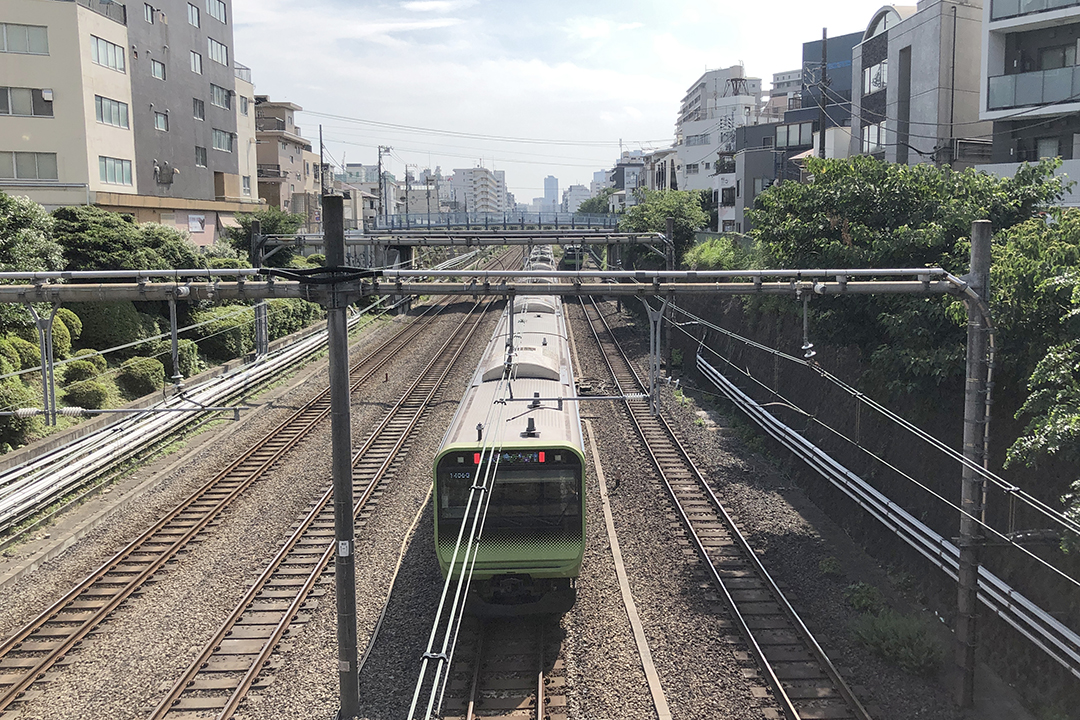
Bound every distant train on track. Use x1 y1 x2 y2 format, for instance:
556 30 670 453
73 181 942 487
433 247 585 615
559 244 586 270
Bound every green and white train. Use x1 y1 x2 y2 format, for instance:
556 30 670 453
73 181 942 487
433 251 585 615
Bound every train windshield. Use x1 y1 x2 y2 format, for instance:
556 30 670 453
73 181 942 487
438 458 581 536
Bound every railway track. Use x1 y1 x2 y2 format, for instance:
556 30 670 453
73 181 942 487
578 297 873 720
147 296 498 720
440 617 566 720
0 248 521 716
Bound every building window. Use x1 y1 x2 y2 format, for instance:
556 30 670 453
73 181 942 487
685 133 711 146
0 151 57 180
242 175 251 195
144 3 155 23
91 36 125 72
207 37 228 66
1 23 49 55
776 122 814 148
280 141 287 151
239 95 249 116
862 122 885 154
704 162 711 170
190 51 202 74
210 83 230 109
1037 137 1060 159
193 98 205 120
686 163 699 175
99 156 133 185
722 219 736 232
1040 44 1077 71
0 87 54 117
95 95 129 128
720 187 735 206
863 60 888 95
187 3 200 26
206 0 227 23
195 146 207 167
151 59 166 80
212 128 233 152
154 111 169 131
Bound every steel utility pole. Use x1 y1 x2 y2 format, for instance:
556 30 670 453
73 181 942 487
818 28 828 160
665 216 675 370
377 145 392 226
956 220 991 707
323 196 360 718
251 220 269 357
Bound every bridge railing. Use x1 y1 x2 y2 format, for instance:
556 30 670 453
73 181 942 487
371 211 619 231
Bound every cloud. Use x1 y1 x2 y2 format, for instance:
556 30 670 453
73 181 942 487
563 16 644 41
401 0 477 12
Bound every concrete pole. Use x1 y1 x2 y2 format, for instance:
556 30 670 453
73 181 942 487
665 216 675 370
324 195 360 718
251 220 269 357
956 219 991 707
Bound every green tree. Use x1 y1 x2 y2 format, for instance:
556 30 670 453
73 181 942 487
745 156 1067 394
51 206 202 272
0 192 64 335
618 189 709 267
576 187 617 215
223 207 305 267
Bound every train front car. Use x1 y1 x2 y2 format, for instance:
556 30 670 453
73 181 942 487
433 279 584 615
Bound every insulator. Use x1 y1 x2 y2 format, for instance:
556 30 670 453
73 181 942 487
14 408 41 418
58 406 85 417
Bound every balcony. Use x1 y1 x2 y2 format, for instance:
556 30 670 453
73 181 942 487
987 66 1080 110
991 0 1080 19
67 0 126 24
257 164 286 181
234 63 252 84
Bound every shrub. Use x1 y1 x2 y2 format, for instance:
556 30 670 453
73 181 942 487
305 253 325 266
63 379 109 409
0 378 43 447
851 610 943 676
51 316 71 358
0 339 21 372
844 582 885 613
7 336 39 370
267 299 323 340
191 305 254 362
141 338 200 379
56 307 82 339
73 348 107 373
117 356 164 397
818 557 843 577
76 301 149 352
62 359 99 384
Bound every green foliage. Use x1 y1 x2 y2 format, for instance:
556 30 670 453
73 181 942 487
619 189 709 267
73 348 107 373
0 339 20 372
56 307 82 340
191 305 254 362
745 157 1068 396
0 377 43 446
576 187 617 215
266 299 323 340
851 610 943 676
7 336 39 370
844 581 885 613
50 317 71 359
223 207 305 267
75 301 153 353
699 188 718 231
305 253 326 266
140 338 200 379
683 236 748 270
64 379 110 409
61 359 99 384
51 206 203 272
0 192 64 335
818 556 843 576
117 356 164 397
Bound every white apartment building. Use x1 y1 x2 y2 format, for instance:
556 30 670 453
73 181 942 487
450 166 505 214
978 0 1080 205
561 184 590 213
675 66 765 192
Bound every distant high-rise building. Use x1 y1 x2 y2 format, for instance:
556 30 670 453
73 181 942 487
543 175 559 211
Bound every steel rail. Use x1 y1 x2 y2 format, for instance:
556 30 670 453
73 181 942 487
580 297 872 720
0 299 457 712
149 297 496 719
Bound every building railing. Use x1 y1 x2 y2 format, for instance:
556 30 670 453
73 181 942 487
234 63 252 83
372 211 619 231
256 164 286 179
987 66 1080 110
991 0 1080 19
66 0 126 23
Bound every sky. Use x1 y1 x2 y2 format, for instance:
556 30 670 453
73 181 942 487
232 0 882 202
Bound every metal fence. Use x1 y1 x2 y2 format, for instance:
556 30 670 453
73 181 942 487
372 211 619 231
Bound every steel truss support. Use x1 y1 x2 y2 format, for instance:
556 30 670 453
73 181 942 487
26 303 59 425
643 298 668 416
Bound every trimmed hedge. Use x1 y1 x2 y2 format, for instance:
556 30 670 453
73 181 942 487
75 301 149 354
117 356 165 397
0 339 20 372
56 307 82 339
0 378 42 448
141 339 200 380
63 379 109 409
73 348 107 373
62 359 99 384
191 305 254 362
7 336 39 370
267 299 323 340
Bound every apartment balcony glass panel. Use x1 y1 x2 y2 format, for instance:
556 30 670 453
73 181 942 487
987 66 1080 109
992 0 1080 19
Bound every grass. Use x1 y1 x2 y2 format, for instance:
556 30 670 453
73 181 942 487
851 609 943 676
818 556 843 576
844 581 885 613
